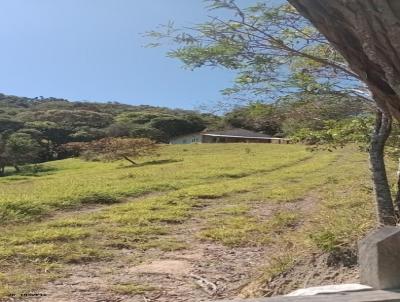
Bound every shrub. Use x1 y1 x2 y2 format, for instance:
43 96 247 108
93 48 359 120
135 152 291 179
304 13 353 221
62 138 159 165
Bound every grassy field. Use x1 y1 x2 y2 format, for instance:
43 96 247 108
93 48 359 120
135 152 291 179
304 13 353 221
0 144 378 299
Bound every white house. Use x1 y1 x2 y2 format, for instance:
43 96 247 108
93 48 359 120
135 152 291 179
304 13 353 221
170 128 290 144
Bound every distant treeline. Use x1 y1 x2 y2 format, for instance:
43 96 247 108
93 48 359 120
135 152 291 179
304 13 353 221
0 92 372 174
0 94 222 173
0 94 220 143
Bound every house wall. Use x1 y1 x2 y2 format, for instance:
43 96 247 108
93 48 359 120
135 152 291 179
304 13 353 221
169 133 203 144
170 133 291 144
271 139 290 144
202 136 290 144
202 136 273 143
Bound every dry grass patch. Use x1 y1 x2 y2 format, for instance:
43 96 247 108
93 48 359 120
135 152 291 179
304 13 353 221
0 144 377 298
110 283 156 295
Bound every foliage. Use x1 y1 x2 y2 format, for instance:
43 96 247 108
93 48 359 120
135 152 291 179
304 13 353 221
277 93 373 134
149 115 205 139
224 102 282 135
146 0 377 153
147 1 367 107
112 112 207 142
4 133 42 165
18 109 114 129
0 93 215 171
0 132 43 175
223 93 371 137
0 118 23 133
289 112 400 163
291 117 373 148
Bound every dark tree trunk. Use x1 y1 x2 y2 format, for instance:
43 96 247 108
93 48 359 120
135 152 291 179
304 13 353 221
287 0 400 225
0 165 4 176
14 165 20 173
287 0 400 120
395 159 400 214
122 156 137 166
369 111 396 226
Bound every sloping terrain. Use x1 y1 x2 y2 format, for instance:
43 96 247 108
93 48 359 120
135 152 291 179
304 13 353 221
0 144 376 301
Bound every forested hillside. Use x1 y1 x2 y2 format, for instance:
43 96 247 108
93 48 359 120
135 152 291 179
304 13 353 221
0 93 221 172
0 91 376 176
0 93 218 142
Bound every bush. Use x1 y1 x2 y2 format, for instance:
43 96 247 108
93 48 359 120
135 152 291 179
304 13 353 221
62 138 159 165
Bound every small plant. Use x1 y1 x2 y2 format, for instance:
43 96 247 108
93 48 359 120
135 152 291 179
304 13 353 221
79 193 118 205
309 230 339 252
111 283 155 295
265 254 295 278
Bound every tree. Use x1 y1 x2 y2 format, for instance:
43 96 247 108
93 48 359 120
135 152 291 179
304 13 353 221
17 109 114 129
225 103 283 135
25 121 71 145
147 1 367 106
287 0 400 225
0 93 220 147
24 121 73 160
277 93 372 135
148 0 400 226
0 132 42 174
62 138 159 165
0 118 24 133
149 115 206 140
128 126 165 142
149 0 400 225
222 93 370 137
0 135 7 176
290 115 375 153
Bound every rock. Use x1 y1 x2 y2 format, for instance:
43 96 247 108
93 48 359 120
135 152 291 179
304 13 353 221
359 226 400 289
286 283 372 296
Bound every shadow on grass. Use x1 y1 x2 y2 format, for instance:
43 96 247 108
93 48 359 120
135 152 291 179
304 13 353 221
2 164 58 178
0 192 121 225
79 193 119 205
119 159 183 169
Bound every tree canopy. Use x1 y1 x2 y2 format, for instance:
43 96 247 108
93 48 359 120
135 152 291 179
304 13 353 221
0 93 218 174
288 0 400 120
147 0 368 107
287 0 400 226
148 0 400 226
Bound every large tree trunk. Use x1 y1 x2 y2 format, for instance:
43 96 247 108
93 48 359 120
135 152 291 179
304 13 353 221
394 159 400 213
287 0 400 120
287 0 400 225
369 111 396 225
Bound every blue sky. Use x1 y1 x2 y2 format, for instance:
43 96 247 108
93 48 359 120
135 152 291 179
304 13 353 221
0 0 278 110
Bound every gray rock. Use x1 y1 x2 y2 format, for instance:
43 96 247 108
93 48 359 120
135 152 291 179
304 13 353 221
359 226 400 289
217 289 400 301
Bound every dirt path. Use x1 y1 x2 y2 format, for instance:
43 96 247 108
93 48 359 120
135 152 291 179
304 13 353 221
15 191 354 302
19 207 269 302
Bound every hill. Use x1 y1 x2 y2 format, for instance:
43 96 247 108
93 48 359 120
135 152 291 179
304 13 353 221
0 92 220 144
0 144 377 301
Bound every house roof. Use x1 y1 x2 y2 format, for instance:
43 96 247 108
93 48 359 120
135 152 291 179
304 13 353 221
170 128 289 141
202 128 277 139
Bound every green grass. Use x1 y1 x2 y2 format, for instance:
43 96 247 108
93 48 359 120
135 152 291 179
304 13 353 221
0 144 379 298
0 144 311 223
